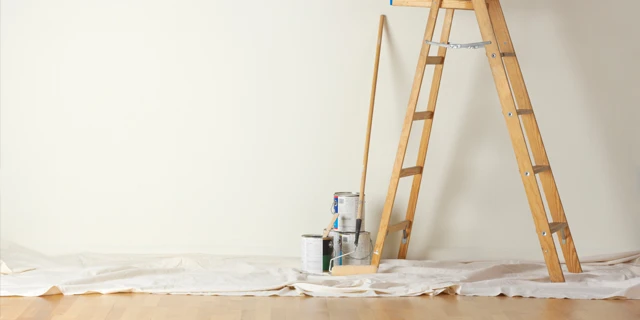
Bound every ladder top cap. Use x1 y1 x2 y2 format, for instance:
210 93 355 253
391 0 475 10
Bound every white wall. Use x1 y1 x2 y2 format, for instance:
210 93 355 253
2 0 639 261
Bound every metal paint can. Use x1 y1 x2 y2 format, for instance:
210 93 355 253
300 234 333 273
331 192 365 232
329 230 372 266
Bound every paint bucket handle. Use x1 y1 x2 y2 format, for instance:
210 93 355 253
329 250 354 273
349 238 374 260
328 238 374 273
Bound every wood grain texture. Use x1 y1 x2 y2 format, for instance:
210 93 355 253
1 294 638 320
387 220 411 234
323 214 339 238
329 264 378 276
549 222 568 234
398 8 455 260
392 0 474 10
356 15 385 223
470 0 565 282
371 0 443 267
533 165 550 174
413 111 434 121
399 166 423 178
485 0 582 274
426 56 445 64
516 109 534 115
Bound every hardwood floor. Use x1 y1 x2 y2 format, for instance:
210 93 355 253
1 293 638 320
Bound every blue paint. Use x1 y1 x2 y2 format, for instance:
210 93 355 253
333 196 339 229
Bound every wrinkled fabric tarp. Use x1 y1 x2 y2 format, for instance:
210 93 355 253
2 240 638 299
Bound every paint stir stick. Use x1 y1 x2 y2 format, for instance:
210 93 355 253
323 214 339 238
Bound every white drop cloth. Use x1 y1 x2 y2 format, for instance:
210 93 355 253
1 240 639 299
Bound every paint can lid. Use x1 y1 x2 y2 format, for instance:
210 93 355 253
328 230 370 235
301 234 333 240
333 192 362 197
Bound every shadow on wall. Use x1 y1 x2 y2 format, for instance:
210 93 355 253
515 0 640 248
413 0 640 259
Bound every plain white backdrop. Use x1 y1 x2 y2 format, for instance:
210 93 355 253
2 0 639 261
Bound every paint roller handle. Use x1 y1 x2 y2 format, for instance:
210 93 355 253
354 218 362 246
354 15 384 247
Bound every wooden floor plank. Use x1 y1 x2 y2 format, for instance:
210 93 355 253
0 294 638 320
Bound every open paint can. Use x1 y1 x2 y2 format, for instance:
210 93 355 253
329 230 372 266
300 234 333 273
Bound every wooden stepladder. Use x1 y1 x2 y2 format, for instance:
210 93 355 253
331 0 583 282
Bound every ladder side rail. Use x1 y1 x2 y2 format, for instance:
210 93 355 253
485 0 582 273
470 0 565 282
398 8 456 259
371 0 444 266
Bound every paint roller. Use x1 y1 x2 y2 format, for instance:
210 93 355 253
328 15 384 273
354 15 383 248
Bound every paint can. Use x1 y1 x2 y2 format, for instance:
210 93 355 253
329 230 372 266
331 192 365 232
300 234 333 273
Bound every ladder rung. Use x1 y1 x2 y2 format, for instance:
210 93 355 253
533 165 550 174
399 166 423 178
517 109 534 115
387 220 411 234
426 56 445 65
501 52 516 57
549 222 568 234
413 111 434 121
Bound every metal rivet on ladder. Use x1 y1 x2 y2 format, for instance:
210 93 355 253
491 53 497 58
508 112 513 117
542 231 547 236
525 171 530 176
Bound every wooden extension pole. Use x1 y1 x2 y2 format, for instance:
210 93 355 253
355 14 385 246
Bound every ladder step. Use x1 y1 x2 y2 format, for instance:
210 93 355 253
517 109 534 115
399 166 423 178
426 56 445 65
549 222 568 234
533 165 550 174
501 52 516 57
413 111 434 121
387 220 411 234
